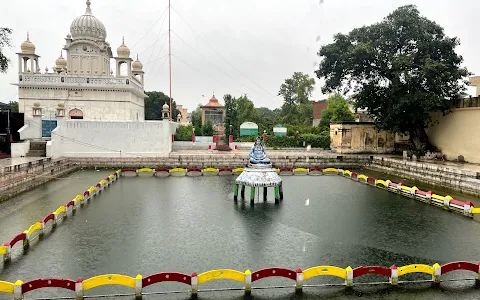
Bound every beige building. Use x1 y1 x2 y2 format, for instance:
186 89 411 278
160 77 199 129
175 105 189 124
427 96 480 163
330 122 395 154
15 0 147 126
200 95 225 125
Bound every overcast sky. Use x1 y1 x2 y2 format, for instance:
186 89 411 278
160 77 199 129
1 0 478 111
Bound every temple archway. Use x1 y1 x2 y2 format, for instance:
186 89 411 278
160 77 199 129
69 108 84 119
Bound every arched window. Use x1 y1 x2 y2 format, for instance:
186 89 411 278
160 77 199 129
69 108 84 119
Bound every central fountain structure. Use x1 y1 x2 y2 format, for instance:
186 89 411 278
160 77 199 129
234 136 283 204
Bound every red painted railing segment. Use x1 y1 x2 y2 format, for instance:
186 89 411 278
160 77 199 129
22 278 76 293
142 272 191 287
219 168 233 172
8 232 26 248
279 168 293 172
251 268 296 282
41 214 55 224
441 261 480 274
65 200 74 208
187 168 202 172
353 266 391 278
309 168 323 172
366 177 375 183
83 191 90 196
155 168 169 172
450 199 466 206
351 172 358 178
121 169 137 173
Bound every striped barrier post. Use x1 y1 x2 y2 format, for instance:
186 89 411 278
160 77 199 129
3 244 11 262
40 222 45 238
295 268 303 293
443 196 452 210
14 280 22 300
432 263 441 285
22 231 30 250
191 272 198 298
245 270 252 296
464 202 473 217
345 266 353 287
389 265 398 286
75 277 83 300
135 274 142 300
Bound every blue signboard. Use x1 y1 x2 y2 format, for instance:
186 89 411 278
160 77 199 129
41 120 57 138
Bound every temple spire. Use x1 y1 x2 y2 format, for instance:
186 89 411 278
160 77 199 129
27 32 30 41
85 0 92 15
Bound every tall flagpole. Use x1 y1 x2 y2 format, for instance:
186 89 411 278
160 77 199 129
168 0 172 120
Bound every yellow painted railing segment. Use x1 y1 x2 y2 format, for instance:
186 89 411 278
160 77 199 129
398 264 434 277
303 266 347 280
400 185 412 191
53 206 66 215
375 180 387 187
357 174 368 181
431 194 444 201
100 180 107 185
88 186 96 193
138 168 154 173
233 168 244 173
472 207 480 214
170 168 187 173
344 170 352 176
323 168 339 173
0 246 6 255
294 168 308 173
0 281 14 294
109 174 115 179
203 168 219 173
26 222 42 235
75 195 83 201
83 274 136 291
198 269 245 285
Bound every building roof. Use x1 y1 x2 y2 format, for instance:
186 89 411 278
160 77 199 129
312 100 328 120
201 95 224 108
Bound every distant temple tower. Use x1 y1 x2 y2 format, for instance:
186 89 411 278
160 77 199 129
14 0 147 140
200 94 225 125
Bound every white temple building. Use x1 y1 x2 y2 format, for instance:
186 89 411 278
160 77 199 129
15 0 146 125
11 1 178 158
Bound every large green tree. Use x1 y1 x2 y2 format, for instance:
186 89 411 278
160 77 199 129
8 101 19 113
316 5 469 152
278 72 316 125
0 28 12 73
236 94 256 125
190 106 203 132
144 91 178 120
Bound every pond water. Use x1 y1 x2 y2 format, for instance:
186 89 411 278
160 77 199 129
0 169 479 299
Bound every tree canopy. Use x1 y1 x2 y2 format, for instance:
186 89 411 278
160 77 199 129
278 72 316 125
144 91 178 120
0 28 12 73
319 94 356 130
315 5 469 151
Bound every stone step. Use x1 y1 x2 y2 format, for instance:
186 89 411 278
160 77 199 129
29 141 47 151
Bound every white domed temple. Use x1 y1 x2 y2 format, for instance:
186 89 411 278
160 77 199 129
15 0 146 123
12 1 178 159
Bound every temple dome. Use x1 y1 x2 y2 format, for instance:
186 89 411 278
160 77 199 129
132 55 143 71
117 37 130 58
20 33 35 54
55 51 67 68
70 0 107 41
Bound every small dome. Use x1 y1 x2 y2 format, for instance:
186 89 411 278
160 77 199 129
162 103 169 110
57 102 65 108
55 51 67 68
132 54 143 71
117 37 130 58
70 1 107 41
33 102 41 107
21 33 35 54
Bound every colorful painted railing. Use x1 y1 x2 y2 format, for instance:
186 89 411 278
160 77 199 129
0 262 478 299
118 167 478 218
0 170 121 263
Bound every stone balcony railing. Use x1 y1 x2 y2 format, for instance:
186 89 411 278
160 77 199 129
17 74 144 95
